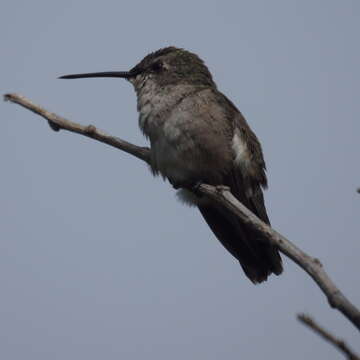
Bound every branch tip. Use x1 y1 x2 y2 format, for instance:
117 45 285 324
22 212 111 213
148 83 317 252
4 93 13 102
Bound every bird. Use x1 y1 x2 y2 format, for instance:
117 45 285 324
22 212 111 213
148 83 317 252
59 47 283 283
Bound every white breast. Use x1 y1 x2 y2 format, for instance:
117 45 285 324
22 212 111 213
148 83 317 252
136 81 199 184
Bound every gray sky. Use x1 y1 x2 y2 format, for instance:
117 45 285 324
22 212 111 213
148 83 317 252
1 1 359 359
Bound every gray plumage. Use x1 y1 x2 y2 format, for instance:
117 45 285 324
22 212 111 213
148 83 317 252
59 47 283 283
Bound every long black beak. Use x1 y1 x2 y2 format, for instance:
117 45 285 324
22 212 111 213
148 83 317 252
58 71 136 79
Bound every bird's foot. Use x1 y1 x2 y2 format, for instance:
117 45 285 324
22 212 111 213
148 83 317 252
191 181 203 196
171 180 203 197
215 185 231 193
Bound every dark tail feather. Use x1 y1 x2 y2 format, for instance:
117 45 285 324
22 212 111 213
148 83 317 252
198 204 282 283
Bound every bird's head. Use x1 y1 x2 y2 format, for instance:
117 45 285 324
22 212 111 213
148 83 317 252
59 47 216 92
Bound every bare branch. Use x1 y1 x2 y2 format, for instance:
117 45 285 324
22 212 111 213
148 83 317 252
198 184 360 331
4 93 150 164
4 93 360 331
298 314 360 360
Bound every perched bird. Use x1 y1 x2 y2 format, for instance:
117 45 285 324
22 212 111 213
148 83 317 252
59 47 283 283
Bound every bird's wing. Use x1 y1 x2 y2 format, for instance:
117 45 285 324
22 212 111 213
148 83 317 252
214 92 269 222
198 91 283 282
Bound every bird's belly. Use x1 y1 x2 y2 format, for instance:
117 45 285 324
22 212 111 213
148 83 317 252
150 136 194 185
141 103 230 189
151 138 211 207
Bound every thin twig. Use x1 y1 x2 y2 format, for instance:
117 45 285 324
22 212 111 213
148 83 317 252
298 314 360 360
4 93 150 164
4 93 360 332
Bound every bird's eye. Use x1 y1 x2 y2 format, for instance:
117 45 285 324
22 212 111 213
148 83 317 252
151 61 163 72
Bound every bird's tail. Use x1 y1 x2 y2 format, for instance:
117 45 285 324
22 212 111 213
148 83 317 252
198 204 282 283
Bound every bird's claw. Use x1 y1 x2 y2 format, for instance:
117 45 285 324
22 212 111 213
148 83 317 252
215 185 231 192
171 180 203 196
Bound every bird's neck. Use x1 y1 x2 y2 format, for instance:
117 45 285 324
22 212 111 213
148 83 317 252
134 80 199 138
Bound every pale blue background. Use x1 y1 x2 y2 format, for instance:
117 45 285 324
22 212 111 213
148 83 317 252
1 1 359 359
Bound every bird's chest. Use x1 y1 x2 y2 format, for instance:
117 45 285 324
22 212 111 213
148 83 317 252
137 88 191 182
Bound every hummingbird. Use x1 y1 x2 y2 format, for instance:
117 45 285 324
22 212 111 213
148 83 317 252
59 47 283 283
